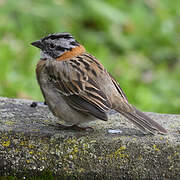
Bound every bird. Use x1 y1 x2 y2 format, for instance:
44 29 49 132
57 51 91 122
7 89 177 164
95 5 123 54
31 32 167 134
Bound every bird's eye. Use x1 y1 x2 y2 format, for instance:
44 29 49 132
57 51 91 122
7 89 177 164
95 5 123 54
49 43 55 49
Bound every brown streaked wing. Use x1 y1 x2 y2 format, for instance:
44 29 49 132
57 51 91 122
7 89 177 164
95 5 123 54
108 73 128 101
46 56 111 120
64 94 108 121
47 60 87 96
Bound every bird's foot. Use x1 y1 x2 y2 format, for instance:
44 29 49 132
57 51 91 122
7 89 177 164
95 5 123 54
55 124 94 131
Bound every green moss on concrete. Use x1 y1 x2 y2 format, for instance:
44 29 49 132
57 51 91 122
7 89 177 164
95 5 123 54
0 130 179 179
0 97 180 179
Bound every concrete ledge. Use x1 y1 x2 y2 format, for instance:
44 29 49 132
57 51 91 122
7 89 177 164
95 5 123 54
0 97 179 179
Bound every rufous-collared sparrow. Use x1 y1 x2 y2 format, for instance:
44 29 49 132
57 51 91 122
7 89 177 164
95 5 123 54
31 32 167 134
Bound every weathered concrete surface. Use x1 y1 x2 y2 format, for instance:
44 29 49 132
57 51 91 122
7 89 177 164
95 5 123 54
0 97 179 179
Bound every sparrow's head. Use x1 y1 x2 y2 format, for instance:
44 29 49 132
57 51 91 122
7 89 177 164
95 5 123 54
31 32 80 59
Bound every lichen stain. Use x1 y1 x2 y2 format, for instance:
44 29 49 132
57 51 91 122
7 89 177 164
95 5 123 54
2 140 10 147
107 146 128 160
153 144 160 151
4 121 14 125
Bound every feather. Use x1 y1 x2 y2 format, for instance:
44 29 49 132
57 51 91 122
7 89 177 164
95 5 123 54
46 53 111 119
117 107 167 134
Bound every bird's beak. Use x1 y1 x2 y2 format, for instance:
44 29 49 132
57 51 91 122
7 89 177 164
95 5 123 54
31 40 43 49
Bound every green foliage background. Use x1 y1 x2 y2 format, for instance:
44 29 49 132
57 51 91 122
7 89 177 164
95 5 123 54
0 0 180 114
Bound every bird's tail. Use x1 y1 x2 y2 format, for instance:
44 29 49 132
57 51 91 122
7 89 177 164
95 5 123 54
116 107 167 134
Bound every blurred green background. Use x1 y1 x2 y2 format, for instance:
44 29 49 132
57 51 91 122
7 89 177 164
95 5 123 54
0 0 180 114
